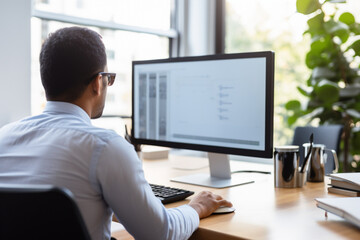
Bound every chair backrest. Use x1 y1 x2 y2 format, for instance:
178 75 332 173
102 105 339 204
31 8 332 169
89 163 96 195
292 125 343 174
0 184 91 240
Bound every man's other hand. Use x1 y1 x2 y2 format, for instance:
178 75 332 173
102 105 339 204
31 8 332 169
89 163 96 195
188 191 233 219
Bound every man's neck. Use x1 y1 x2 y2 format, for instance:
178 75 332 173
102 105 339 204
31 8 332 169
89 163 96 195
47 97 92 119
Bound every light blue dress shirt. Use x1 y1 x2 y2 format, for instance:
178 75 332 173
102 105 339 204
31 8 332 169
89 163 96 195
0 101 199 240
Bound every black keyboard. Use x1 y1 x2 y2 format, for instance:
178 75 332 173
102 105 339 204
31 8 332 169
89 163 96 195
150 184 194 204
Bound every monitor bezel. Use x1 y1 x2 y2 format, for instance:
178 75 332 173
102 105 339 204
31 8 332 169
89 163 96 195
131 51 274 158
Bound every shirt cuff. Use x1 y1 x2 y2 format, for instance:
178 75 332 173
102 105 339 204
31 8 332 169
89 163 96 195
178 204 200 228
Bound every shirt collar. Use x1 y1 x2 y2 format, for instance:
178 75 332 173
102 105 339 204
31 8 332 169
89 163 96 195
43 101 92 125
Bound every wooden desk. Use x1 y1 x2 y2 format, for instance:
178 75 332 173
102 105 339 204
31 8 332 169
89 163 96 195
112 154 360 239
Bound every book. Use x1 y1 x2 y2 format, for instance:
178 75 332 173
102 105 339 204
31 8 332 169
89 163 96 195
327 186 360 197
315 197 360 228
329 173 360 192
141 146 169 160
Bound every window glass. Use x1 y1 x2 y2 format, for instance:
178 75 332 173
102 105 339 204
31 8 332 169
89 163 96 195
225 0 360 145
33 0 171 30
31 2 170 117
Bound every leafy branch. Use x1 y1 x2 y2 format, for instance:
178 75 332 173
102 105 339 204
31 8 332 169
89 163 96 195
286 0 360 171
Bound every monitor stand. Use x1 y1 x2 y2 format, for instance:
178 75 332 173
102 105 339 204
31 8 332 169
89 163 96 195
171 152 254 188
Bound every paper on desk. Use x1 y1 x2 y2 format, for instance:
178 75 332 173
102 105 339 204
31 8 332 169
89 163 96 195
315 197 360 228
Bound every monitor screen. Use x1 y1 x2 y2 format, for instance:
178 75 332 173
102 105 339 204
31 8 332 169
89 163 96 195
132 51 274 159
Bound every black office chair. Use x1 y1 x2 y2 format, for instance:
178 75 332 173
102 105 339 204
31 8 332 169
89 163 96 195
292 125 343 174
0 184 91 240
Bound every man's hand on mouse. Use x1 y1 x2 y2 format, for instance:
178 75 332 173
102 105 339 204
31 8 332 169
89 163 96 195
188 191 233 219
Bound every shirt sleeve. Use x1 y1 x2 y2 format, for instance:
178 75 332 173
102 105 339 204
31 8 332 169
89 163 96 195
95 136 199 240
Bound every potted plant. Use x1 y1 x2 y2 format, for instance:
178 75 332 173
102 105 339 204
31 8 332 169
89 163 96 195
286 0 360 172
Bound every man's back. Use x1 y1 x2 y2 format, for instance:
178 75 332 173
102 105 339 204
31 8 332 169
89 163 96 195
0 101 201 240
0 102 116 239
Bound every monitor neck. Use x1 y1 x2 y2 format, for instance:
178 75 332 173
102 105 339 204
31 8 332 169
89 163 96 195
208 152 231 179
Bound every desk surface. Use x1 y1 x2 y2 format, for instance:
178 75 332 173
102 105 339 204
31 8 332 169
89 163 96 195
112 154 360 240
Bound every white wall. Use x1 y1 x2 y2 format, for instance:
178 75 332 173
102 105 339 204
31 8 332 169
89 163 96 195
0 0 31 127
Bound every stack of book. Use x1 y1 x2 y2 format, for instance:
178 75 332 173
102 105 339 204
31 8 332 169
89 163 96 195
328 173 360 197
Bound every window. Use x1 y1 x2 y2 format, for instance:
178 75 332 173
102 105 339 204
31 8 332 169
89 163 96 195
31 0 176 117
225 0 360 145
225 0 309 146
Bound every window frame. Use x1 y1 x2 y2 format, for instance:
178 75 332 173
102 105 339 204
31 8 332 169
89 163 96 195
31 0 179 118
215 0 225 54
31 9 178 40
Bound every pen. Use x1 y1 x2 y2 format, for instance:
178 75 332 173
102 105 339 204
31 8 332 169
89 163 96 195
300 133 313 173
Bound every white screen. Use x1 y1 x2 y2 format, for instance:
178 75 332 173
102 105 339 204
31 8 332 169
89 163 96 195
133 57 267 151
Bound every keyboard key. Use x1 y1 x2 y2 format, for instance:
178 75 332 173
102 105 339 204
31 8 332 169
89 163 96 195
150 183 194 204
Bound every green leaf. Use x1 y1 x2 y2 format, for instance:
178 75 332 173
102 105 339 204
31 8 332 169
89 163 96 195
324 20 350 43
285 100 301 111
337 30 350 43
305 51 329 69
297 86 312 97
327 21 348 32
287 115 298 126
350 23 360 35
351 128 360 155
307 12 325 32
354 102 360 111
297 0 321 14
350 40 360 56
305 52 317 69
339 12 355 25
352 129 360 154
310 36 331 54
315 79 340 103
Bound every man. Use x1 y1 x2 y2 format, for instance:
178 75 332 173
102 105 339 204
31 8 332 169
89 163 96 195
0 27 232 240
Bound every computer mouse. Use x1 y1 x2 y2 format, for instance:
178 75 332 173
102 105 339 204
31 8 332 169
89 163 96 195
212 206 235 214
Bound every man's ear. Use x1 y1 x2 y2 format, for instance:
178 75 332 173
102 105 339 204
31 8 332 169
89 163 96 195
91 75 102 96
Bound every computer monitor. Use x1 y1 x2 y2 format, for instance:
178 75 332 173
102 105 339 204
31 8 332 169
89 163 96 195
132 51 274 188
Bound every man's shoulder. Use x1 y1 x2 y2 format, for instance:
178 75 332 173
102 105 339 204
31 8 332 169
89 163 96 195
84 125 120 141
0 117 30 133
5 115 121 142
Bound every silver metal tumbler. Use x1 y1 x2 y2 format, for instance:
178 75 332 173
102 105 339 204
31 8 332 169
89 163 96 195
274 146 306 188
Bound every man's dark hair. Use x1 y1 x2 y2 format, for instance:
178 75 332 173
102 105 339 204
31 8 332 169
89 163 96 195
40 27 107 101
